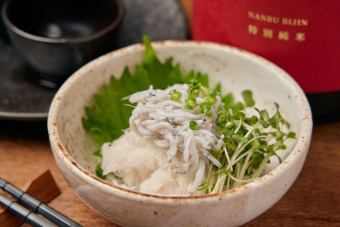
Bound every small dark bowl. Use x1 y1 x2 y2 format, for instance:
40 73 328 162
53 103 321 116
2 0 124 86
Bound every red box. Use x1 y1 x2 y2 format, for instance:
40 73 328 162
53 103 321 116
193 0 340 93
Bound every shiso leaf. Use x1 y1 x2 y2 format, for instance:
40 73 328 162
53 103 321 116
95 164 106 180
94 149 102 158
82 35 209 144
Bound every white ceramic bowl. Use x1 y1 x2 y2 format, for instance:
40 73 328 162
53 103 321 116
48 41 312 227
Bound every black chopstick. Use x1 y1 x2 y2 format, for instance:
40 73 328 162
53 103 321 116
0 194 55 227
0 178 82 227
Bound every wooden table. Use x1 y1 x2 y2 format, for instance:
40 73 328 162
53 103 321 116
1 1 340 226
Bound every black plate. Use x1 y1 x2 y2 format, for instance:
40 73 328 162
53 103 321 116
0 0 187 121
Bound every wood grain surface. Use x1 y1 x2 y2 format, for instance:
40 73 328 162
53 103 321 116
1 0 340 226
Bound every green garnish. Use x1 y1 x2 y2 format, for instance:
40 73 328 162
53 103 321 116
241 90 255 107
173 81 295 194
95 163 122 180
286 131 297 139
185 98 197 109
169 89 182 101
94 149 102 158
189 120 198 130
95 164 106 180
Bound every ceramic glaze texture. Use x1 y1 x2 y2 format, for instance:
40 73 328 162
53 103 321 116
48 41 312 227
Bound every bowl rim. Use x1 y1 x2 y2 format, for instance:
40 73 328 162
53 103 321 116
48 40 313 202
1 0 125 44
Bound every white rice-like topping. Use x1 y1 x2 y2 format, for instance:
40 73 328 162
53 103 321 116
101 84 224 195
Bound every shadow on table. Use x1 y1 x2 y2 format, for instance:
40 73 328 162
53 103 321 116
0 120 47 139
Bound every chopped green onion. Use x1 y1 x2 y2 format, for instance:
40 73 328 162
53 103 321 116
169 89 182 101
287 131 296 139
185 98 196 109
206 96 216 105
189 120 198 130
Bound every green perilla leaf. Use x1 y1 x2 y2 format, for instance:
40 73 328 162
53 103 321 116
82 35 209 144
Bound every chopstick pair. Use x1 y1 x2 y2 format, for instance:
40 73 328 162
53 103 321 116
0 178 82 227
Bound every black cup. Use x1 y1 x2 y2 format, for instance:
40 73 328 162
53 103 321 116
2 0 124 86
